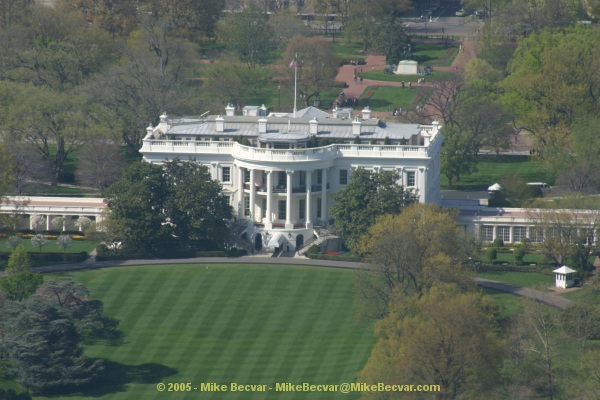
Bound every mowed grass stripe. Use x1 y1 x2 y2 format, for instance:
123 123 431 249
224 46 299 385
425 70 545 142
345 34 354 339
40 264 374 400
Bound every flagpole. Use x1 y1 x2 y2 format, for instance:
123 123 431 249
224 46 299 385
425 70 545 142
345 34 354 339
293 53 297 118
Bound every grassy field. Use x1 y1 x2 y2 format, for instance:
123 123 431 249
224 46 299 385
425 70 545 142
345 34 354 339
359 85 432 111
477 271 554 288
0 239 97 254
413 42 459 66
442 155 552 190
28 264 375 400
485 250 546 266
358 69 456 83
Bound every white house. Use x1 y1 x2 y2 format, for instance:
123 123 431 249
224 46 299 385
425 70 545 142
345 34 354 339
140 105 443 251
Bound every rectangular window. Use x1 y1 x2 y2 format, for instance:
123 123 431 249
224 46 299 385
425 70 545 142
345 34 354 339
406 171 416 187
262 198 267 218
529 228 543 243
222 167 231 182
317 198 322 218
278 171 286 187
581 228 594 245
278 200 286 220
339 169 348 185
244 169 250 183
513 226 527 242
299 171 306 186
299 199 306 220
244 197 250 216
498 226 511 243
481 226 494 242
317 170 323 184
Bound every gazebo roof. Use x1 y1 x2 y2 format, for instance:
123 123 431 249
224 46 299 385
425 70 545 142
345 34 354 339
552 266 577 274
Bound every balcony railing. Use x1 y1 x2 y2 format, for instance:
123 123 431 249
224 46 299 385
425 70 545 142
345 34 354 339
140 140 434 161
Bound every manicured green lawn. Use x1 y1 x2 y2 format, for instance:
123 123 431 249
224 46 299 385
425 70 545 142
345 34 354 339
486 250 546 266
477 271 554 288
442 155 552 190
32 264 375 400
480 287 524 320
413 43 459 67
331 40 366 61
358 69 456 83
560 286 600 305
359 85 432 111
0 239 97 254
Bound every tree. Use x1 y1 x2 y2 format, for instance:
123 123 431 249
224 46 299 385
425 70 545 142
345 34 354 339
330 168 416 251
268 13 309 50
501 26 600 167
2 84 117 185
216 8 276 68
201 61 272 109
423 73 513 186
490 173 538 207
29 214 45 232
62 0 141 38
30 235 48 253
357 283 504 399
0 246 42 301
0 277 116 394
103 159 232 256
75 140 127 195
561 301 600 368
51 217 66 232
7 235 22 250
283 36 339 107
354 203 474 318
370 15 410 64
57 235 73 253
163 158 233 251
102 162 173 257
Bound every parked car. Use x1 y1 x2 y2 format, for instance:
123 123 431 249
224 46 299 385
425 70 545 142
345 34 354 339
455 9 467 16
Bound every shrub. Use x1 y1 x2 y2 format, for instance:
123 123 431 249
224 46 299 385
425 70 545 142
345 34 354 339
514 245 525 265
307 245 321 255
492 238 504 248
485 248 497 264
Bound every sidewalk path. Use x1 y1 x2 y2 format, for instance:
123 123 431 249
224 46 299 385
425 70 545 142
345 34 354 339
20 256 572 310
333 39 476 117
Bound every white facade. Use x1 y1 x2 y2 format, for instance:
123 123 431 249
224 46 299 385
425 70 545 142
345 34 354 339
140 106 443 251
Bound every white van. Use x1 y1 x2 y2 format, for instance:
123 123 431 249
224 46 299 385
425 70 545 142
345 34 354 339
527 182 551 193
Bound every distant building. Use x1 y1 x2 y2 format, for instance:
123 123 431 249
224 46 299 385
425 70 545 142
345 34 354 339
140 105 443 251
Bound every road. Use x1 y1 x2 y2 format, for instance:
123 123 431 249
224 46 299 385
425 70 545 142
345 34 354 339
402 1 483 38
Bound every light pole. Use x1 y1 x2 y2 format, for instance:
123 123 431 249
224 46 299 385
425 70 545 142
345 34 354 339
278 84 281 109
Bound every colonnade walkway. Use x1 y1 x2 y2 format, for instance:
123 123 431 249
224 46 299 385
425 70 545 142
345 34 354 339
11 254 573 310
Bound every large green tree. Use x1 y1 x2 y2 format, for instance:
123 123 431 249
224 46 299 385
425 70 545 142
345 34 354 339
355 203 473 318
103 160 232 256
216 8 276 68
0 278 115 395
1 83 117 185
330 168 416 251
358 283 504 399
501 26 600 168
0 246 42 302
163 159 233 251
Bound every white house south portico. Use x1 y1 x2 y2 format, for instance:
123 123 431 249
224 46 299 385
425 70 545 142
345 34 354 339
140 105 443 251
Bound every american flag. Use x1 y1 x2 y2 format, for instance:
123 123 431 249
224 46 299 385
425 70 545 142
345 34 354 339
289 54 297 68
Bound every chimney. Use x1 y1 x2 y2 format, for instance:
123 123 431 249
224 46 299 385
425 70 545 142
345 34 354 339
352 116 361 136
158 112 169 132
259 104 268 116
432 120 440 137
225 103 235 116
309 118 318 135
332 108 338 118
258 118 268 134
215 115 224 132
362 107 371 120
145 124 154 139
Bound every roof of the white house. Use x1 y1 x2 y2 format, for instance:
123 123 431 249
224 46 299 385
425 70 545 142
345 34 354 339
553 266 577 274
162 115 420 140
294 106 332 119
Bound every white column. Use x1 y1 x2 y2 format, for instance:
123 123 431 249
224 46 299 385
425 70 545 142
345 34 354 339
211 162 219 181
238 165 244 219
249 169 255 222
286 170 294 229
321 168 328 225
419 167 426 203
306 170 312 229
266 170 273 229
509 226 514 244
493 225 497 241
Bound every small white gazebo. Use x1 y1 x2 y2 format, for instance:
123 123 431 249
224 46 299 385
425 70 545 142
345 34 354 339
552 266 576 288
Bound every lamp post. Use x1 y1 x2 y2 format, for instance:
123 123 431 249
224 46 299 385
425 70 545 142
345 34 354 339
278 84 281 109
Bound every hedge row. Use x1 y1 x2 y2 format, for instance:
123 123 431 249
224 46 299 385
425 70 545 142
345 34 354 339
0 252 88 262
476 264 540 273
306 253 363 262
95 247 248 261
